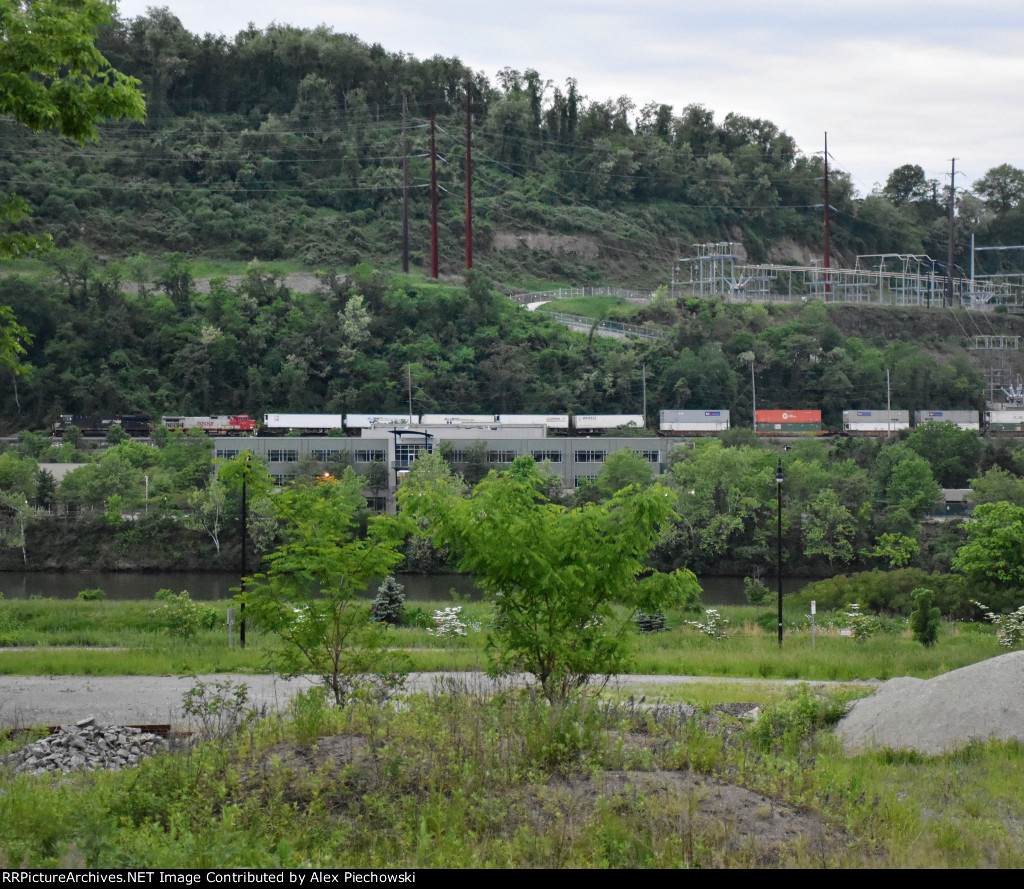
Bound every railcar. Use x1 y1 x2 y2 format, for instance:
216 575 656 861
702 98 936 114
755 409 823 435
659 409 730 435
263 413 345 435
344 413 419 429
573 414 645 434
985 409 1024 434
913 410 981 432
161 415 257 435
52 415 151 437
842 410 910 435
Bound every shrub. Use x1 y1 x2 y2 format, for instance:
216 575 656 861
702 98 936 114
370 575 405 625
796 568 975 617
687 608 729 639
748 685 848 755
977 602 1024 649
156 591 219 640
909 588 941 647
744 576 771 606
76 588 106 601
181 678 259 741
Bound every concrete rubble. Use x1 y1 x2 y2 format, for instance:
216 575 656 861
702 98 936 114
1 716 174 776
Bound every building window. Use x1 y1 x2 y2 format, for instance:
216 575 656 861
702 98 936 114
574 475 597 487
311 449 340 461
267 449 299 463
271 474 286 485
633 449 660 463
355 449 385 463
574 450 606 463
366 496 387 513
487 450 517 464
395 443 429 467
215 448 240 460
531 450 563 463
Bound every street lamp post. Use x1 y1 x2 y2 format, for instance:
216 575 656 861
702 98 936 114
776 459 784 649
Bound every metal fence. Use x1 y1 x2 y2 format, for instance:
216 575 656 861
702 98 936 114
542 311 666 342
508 286 656 305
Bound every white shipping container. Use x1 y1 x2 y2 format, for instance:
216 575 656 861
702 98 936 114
419 414 496 426
344 414 418 428
263 413 344 429
659 409 730 433
842 410 910 433
574 414 645 431
496 414 571 430
914 410 980 431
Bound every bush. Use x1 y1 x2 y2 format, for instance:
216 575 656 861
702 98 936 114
76 588 106 601
748 685 848 755
370 575 405 625
909 588 941 647
156 591 219 640
795 569 975 618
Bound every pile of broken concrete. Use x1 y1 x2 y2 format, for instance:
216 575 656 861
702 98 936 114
1 717 173 776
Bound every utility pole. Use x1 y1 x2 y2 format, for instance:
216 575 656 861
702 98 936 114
465 79 473 270
239 454 249 649
641 363 647 424
947 157 958 307
401 94 410 274
886 368 892 437
407 363 413 421
430 106 438 279
823 132 831 296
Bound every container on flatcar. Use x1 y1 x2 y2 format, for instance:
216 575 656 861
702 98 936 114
754 409 822 435
659 409 730 435
913 410 980 431
263 413 344 432
344 414 419 429
841 410 910 435
573 414 645 432
495 414 571 431
162 415 256 435
419 414 496 426
985 409 1024 433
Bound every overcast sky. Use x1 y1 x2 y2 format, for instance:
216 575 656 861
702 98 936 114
112 0 1024 197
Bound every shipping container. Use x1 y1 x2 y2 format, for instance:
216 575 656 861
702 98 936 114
263 413 344 431
914 410 980 431
659 409 731 434
755 409 822 435
985 410 1024 433
496 414 571 430
419 414 496 426
573 414 645 432
344 414 418 429
841 410 910 434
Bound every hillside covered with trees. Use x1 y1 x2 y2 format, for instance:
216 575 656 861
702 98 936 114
1 8 1023 287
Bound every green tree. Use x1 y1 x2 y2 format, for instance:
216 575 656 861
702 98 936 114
904 421 981 488
909 587 941 647
952 500 1024 588
0 0 146 257
803 488 856 569
399 456 700 702
866 532 920 568
242 469 411 705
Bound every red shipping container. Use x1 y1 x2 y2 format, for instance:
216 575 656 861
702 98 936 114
755 410 822 424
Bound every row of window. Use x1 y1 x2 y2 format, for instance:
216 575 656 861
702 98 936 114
225 447 661 466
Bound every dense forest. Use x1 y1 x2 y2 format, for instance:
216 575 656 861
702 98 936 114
1 8 1023 285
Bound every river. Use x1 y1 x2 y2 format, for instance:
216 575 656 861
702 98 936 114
0 571 812 605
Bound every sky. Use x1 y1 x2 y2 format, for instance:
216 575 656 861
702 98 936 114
111 0 1024 197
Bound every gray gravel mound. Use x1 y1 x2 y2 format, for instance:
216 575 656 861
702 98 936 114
834 651 1024 754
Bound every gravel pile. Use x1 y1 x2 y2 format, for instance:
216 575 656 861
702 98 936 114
1 717 172 776
834 650 1024 754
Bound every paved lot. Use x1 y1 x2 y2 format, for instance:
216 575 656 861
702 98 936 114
0 672 875 729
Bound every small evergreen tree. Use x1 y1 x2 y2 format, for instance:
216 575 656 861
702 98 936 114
909 587 941 647
370 575 406 625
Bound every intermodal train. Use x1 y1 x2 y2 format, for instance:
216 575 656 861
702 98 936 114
49 407 1022 439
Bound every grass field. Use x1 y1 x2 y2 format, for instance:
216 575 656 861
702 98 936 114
0 596 1022 868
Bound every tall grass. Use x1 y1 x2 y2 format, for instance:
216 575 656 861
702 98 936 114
0 598 1006 679
1 684 1021 867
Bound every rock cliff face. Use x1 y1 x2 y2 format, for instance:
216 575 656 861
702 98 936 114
491 231 601 259
1 717 174 776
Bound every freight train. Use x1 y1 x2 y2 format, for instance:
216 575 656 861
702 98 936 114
49 408 1021 439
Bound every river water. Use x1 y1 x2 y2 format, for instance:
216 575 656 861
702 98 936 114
0 571 812 605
